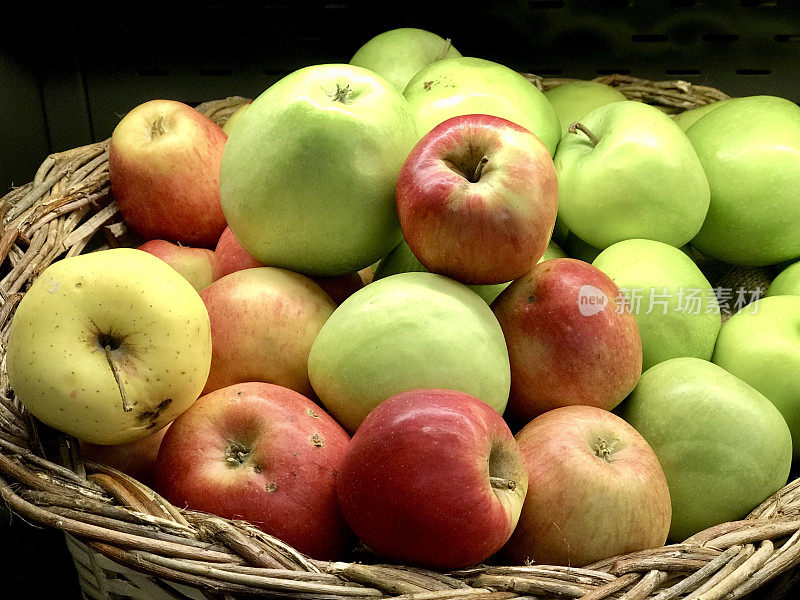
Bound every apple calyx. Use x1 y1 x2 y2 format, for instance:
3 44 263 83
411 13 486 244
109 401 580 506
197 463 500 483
99 332 132 413
225 441 251 468
150 115 167 140
568 121 600 147
332 84 353 104
592 437 618 463
489 476 517 491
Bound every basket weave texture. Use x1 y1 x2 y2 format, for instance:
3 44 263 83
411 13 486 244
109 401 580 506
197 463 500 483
0 77 797 600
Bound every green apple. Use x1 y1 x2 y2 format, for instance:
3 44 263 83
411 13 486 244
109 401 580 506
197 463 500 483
221 101 251 135
620 357 792 541
6 249 212 445
540 240 567 262
563 231 601 263
220 64 417 276
671 99 730 132
350 28 461 92
593 239 720 371
555 101 710 250
307 272 510 432
374 239 565 304
544 80 627 138
768 261 800 296
403 57 561 155
686 96 800 265
713 296 800 456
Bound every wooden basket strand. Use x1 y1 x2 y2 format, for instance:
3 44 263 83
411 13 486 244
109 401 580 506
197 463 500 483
0 80 796 600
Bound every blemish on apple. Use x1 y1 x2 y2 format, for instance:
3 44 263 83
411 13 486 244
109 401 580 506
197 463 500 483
266 482 278 493
311 433 324 447
306 408 320 418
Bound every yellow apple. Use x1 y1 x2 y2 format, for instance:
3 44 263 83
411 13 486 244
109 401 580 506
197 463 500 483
7 248 212 444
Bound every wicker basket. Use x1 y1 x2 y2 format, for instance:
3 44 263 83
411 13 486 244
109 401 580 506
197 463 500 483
0 76 797 600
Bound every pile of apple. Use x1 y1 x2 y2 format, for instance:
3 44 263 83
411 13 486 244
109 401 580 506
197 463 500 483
7 27 800 570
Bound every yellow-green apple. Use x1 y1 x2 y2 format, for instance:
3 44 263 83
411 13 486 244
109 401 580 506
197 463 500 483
620 358 792 541
768 261 800 296
503 405 671 567
109 99 227 247
373 239 509 304
221 100 251 135
593 239 720 370
555 101 710 249
153 382 351 559
81 425 169 486
396 114 558 285
199 268 335 396
713 296 800 457
491 258 641 423
543 81 626 138
336 388 527 569
563 231 602 263
686 96 800 265
403 57 561 155
6 248 211 444
671 99 731 132
220 64 417 276
308 272 510 432
212 226 364 304
350 27 461 92
138 240 214 291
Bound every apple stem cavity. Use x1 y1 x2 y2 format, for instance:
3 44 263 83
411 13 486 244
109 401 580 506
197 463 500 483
470 156 490 183
568 122 600 147
489 476 517 491
103 344 133 413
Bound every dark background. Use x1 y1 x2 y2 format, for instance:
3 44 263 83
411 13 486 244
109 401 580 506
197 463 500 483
2 0 800 598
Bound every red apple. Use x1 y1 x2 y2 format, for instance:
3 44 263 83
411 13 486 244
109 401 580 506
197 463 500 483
81 425 168 486
503 405 671 566
153 382 351 559
213 226 365 304
109 99 228 247
337 388 528 569
396 114 558 285
138 240 214 291
199 268 336 396
212 226 263 281
492 258 642 423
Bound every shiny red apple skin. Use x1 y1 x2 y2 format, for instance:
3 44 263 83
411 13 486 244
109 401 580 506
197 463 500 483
153 382 351 559
212 226 365 304
137 240 214 291
396 114 558 285
199 268 336 396
492 258 642 423
81 425 168 486
109 99 228 247
336 388 528 569
503 405 671 567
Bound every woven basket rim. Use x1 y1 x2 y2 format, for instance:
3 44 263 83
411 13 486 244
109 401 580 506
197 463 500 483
0 75 796 600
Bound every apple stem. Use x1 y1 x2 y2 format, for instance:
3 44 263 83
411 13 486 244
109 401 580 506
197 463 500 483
471 156 489 182
568 121 600 147
104 345 132 412
438 38 453 61
490 476 517 491
150 116 166 140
